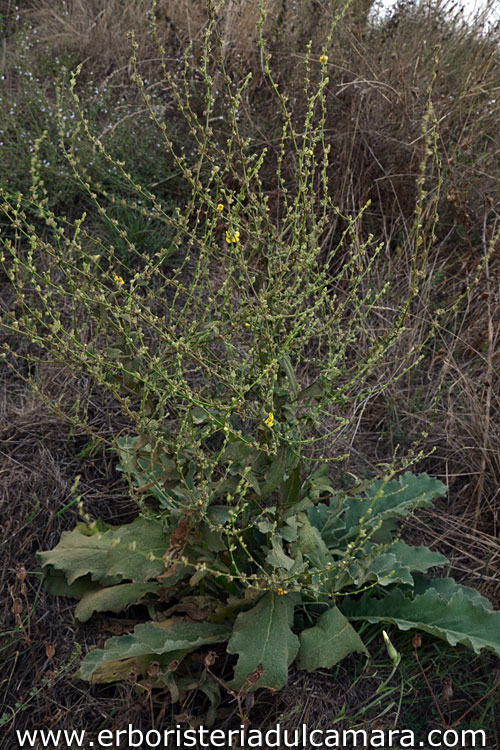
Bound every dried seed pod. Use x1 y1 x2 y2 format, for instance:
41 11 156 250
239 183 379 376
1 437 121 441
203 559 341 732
16 564 27 581
45 643 56 659
245 664 264 686
412 634 422 649
204 651 217 668
442 681 453 702
147 661 159 677
11 598 22 616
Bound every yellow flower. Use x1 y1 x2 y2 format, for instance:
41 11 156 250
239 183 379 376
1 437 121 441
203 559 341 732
264 412 274 428
277 587 284 596
113 275 125 285
320 54 328 64
226 230 240 244
217 203 224 212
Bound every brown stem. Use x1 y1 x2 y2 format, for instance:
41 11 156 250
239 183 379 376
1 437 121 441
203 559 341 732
413 642 447 727
448 677 500 729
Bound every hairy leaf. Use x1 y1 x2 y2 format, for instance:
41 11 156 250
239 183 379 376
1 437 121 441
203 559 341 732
42 569 101 599
341 586 500 655
75 582 162 622
80 619 232 682
314 473 446 546
344 473 446 537
39 529 123 586
39 517 169 586
369 541 448 586
227 592 300 691
296 606 368 671
292 513 332 569
104 519 169 581
413 575 494 611
265 537 295 571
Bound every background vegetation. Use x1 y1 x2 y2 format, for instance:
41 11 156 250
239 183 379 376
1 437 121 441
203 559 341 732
1 0 499 745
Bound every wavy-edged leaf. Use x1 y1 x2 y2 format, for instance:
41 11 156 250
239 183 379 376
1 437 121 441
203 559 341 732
280 516 298 542
200 520 226 552
80 619 231 682
104 518 168 581
39 529 123 586
291 513 332 569
115 436 178 510
75 582 161 622
312 473 446 547
42 569 101 599
296 606 368 671
342 473 446 540
227 592 300 691
387 541 448 573
39 517 168 586
340 586 500 656
369 542 448 586
413 575 494 611
265 537 295 571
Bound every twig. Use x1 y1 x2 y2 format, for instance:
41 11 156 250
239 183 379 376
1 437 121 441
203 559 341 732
413 637 447 727
414 635 500 729
473 213 497 526
448 674 500 729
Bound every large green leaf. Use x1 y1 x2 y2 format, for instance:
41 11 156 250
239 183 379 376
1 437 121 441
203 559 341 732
296 606 368 671
368 541 448 586
341 585 500 656
227 592 300 691
42 569 101 599
115 437 173 506
39 517 169 586
39 529 123 586
104 519 169 581
387 541 448 573
265 537 296 571
80 619 232 682
75 582 162 622
291 512 332 569
412 575 494 611
312 473 446 547
343 473 447 540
